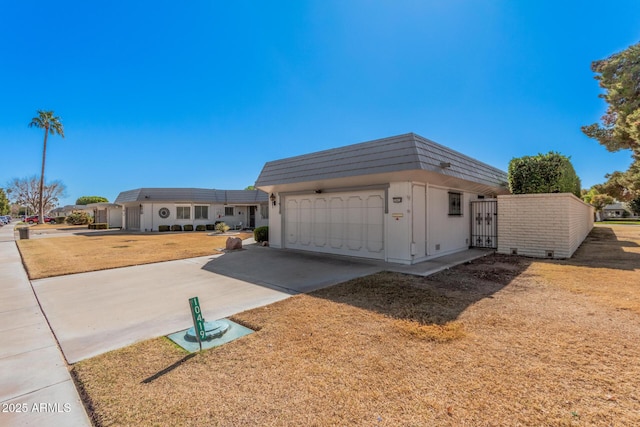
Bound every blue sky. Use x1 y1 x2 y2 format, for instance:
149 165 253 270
1 1 639 206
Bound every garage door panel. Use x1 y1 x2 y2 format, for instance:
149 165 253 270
284 191 385 260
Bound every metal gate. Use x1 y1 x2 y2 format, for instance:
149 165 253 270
125 206 140 230
470 199 497 249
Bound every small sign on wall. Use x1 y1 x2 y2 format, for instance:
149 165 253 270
392 197 403 203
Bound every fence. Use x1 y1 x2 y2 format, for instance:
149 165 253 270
496 193 594 259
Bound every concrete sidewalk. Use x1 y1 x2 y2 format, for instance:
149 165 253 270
0 224 91 427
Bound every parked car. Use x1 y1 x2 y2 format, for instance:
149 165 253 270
24 216 56 224
0 216 8 225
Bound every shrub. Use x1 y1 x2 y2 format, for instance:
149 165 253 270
54 216 66 224
88 223 108 230
65 211 93 225
158 225 170 232
215 222 230 233
206 224 216 231
196 224 206 231
508 152 581 197
254 226 269 242
183 224 194 231
171 224 183 232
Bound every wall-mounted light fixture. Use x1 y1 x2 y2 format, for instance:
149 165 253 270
270 193 276 206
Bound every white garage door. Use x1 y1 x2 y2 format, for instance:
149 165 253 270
284 190 385 259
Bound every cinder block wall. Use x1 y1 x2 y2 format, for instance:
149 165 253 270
497 193 594 259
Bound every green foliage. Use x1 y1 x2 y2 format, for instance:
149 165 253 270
65 211 93 225
508 152 581 197
0 188 10 215
244 185 256 190
88 223 108 230
629 197 640 215
171 225 182 231
215 222 230 233
254 226 269 242
54 216 66 224
183 224 194 231
196 224 206 231
582 42 640 153
76 196 109 205
158 225 171 232
206 224 216 231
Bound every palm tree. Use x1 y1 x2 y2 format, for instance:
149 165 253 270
29 110 65 224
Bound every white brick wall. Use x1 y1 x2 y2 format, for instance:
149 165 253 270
497 193 594 259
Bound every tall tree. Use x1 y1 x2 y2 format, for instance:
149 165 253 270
6 176 66 215
29 110 65 224
0 188 10 215
582 42 640 199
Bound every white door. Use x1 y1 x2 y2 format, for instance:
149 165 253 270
411 184 426 257
284 190 385 259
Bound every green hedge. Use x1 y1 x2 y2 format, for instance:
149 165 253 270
88 223 108 230
171 225 182 232
254 226 269 242
159 225 171 232
196 224 206 231
206 224 216 231
183 224 194 231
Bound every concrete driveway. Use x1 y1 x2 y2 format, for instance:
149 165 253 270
32 241 489 364
32 245 386 363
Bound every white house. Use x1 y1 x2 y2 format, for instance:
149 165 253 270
256 133 510 265
84 202 124 228
114 188 269 231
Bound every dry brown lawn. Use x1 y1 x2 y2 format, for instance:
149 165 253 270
16 230 252 279
72 225 640 426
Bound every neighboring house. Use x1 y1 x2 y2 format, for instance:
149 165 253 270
256 133 509 265
84 202 123 228
602 202 632 218
49 205 87 217
114 188 269 231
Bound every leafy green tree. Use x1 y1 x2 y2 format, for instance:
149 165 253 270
582 42 640 200
0 188 10 215
582 188 614 218
29 110 65 224
76 196 109 205
508 152 581 197
244 185 256 190
629 197 640 216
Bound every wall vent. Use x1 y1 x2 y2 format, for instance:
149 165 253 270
511 248 518 255
546 250 554 258
435 244 441 251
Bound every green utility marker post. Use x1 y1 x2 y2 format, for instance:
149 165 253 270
189 296 206 351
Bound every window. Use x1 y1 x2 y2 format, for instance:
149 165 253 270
448 192 462 216
194 205 208 220
176 206 190 220
224 206 234 216
260 204 269 219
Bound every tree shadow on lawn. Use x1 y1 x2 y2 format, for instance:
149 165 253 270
550 226 640 271
308 253 532 328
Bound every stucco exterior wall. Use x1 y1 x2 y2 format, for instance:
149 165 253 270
497 193 594 259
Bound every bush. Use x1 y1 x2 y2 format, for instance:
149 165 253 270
254 226 269 242
65 211 93 225
215 222 230 233
206 224 216 231
158 225 170 232
196 224 206 231
171 224 182 232
183 224 194 231
508 152 581 197
54 216 66 224
88 223 108 230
